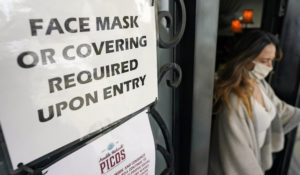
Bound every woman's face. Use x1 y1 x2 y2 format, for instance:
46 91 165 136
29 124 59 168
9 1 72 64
245 44 276 70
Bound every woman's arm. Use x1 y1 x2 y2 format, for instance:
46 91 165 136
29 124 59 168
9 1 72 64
261 80 300 133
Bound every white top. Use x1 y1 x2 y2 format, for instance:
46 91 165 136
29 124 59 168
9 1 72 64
252 83 277 148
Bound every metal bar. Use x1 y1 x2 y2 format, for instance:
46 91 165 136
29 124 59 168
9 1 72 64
189 0 219 174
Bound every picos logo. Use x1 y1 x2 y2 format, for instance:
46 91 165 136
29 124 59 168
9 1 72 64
99 144 126 174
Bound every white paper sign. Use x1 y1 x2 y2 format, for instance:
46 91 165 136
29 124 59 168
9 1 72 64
0 0 157 169
42 110 155 175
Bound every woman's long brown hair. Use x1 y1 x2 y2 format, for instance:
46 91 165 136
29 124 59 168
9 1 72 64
213 30 282 120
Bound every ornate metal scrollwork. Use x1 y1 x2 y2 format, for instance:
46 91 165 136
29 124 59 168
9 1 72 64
157 0 186 48
149 105 174 175
151 63 183 175
150 61 183 174
152 0 186 174
156 144 173 175
159 63 182 88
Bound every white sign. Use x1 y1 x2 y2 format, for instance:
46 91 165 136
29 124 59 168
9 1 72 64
42 110 155 175
0 0 157 169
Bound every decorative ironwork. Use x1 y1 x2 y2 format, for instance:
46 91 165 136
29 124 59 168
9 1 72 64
150 61 183 174
156 144 173 175
159 63 182 88
151 0 186 174
157 0 186 48
149 105 175 175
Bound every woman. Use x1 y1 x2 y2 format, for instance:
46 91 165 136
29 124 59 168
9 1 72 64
209 30 300 175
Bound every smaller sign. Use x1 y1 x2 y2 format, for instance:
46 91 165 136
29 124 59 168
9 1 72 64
42 109 155 175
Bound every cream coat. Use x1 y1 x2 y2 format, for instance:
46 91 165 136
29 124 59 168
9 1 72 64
209 80 300 175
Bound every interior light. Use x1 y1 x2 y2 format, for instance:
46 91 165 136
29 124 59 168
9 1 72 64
243 9 253 23
231 19 242 33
